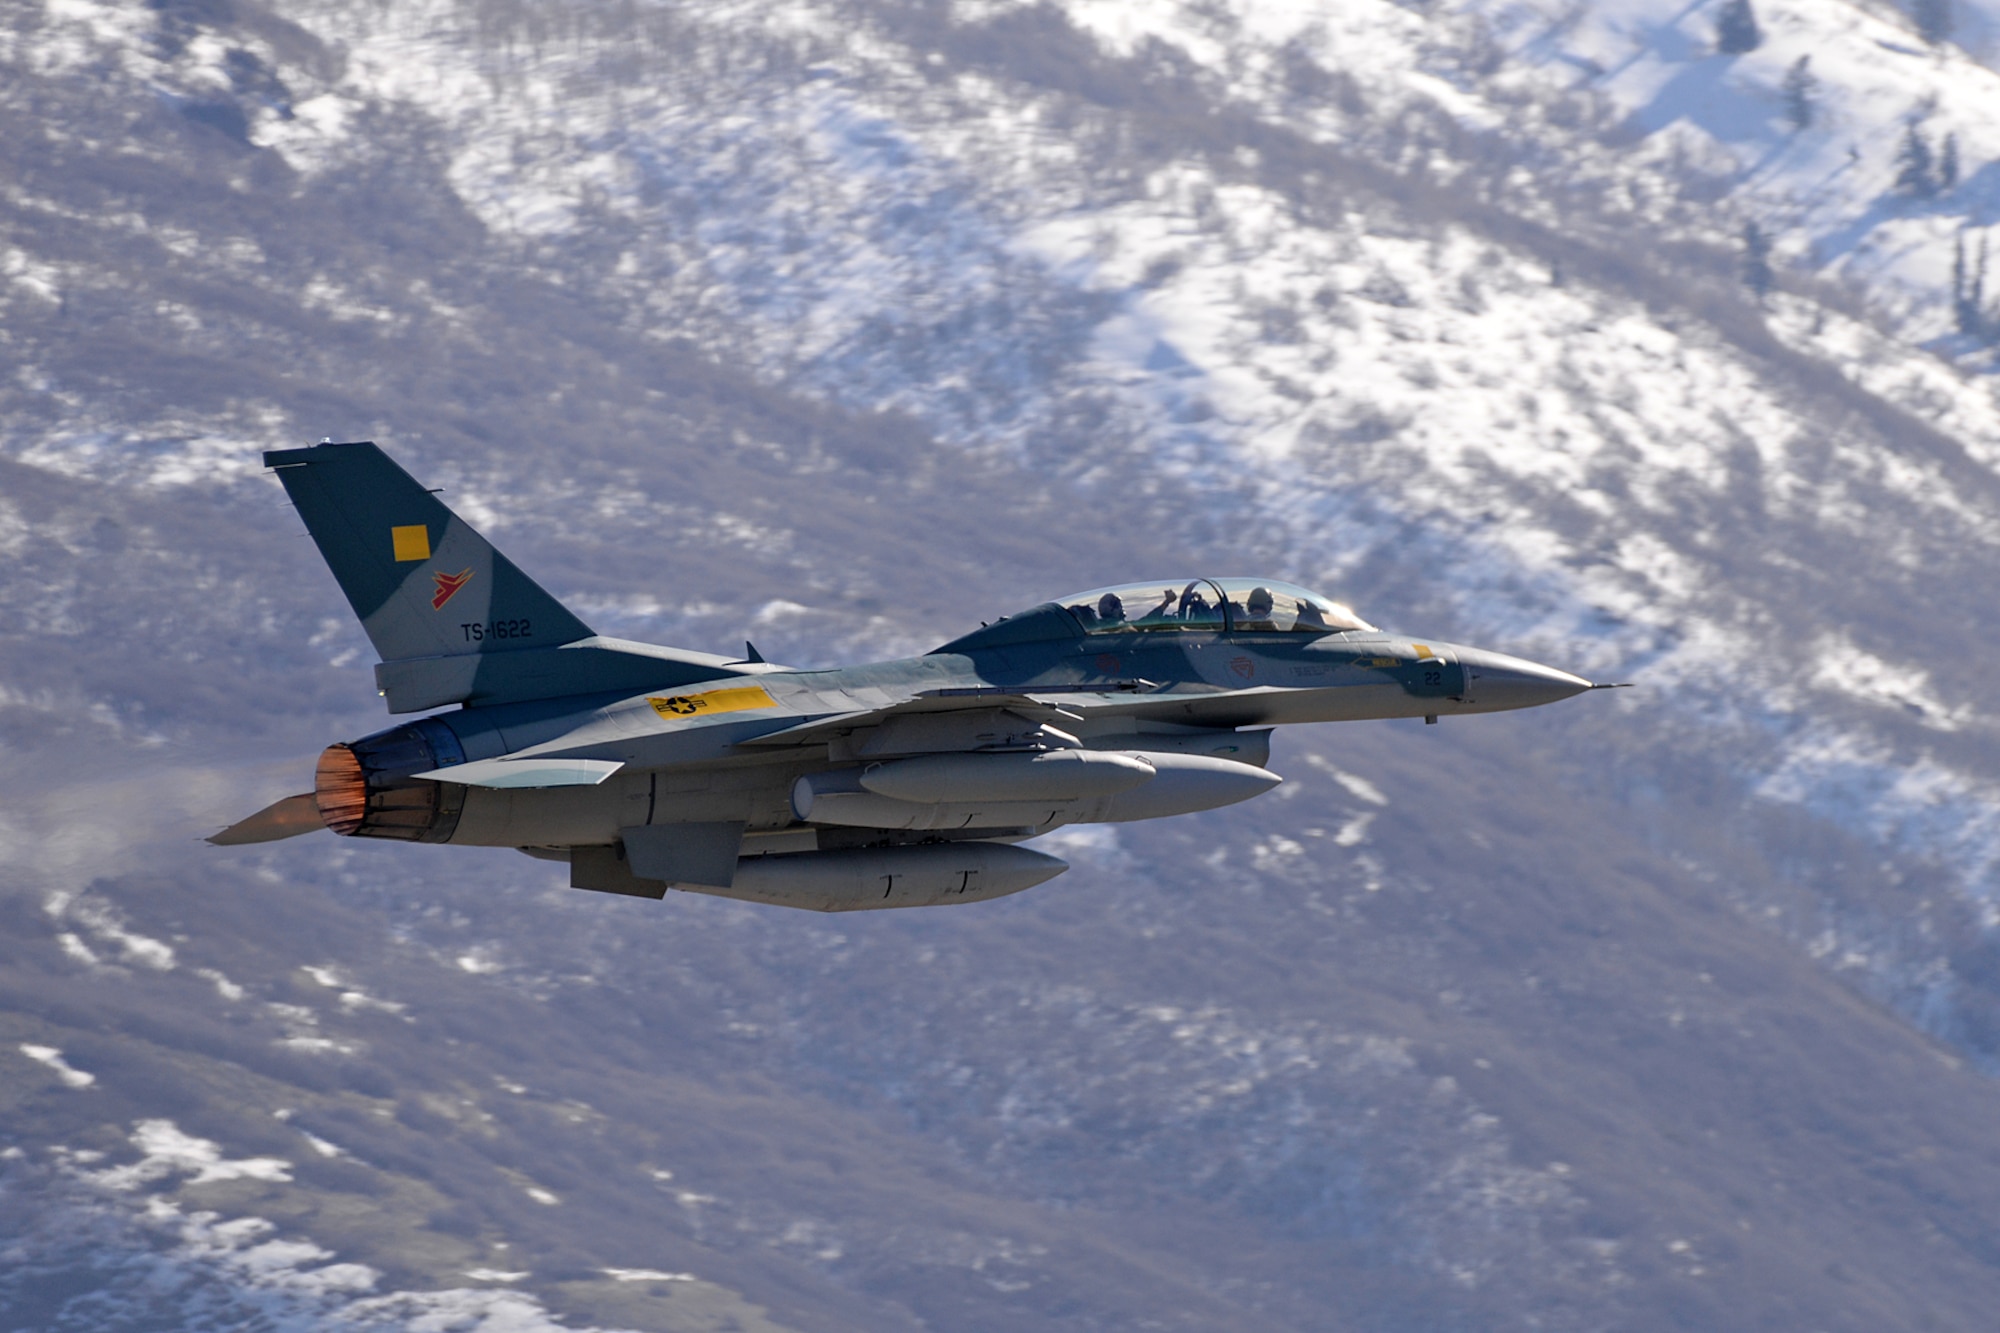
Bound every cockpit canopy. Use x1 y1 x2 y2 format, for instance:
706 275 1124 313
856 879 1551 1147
1059 579 1375 635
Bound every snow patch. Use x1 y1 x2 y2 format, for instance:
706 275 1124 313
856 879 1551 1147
299 1133 344 1159
19 1043 96 1089
602 1267 697 1282
50 894 176 971
1303 756 1390 806
1333 813 1376 847
197 967 247 1002
85 1120 292 1191
302 965 409 1015
1810 635 1972 730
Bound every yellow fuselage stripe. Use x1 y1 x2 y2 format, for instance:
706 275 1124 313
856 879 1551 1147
647 685 777 719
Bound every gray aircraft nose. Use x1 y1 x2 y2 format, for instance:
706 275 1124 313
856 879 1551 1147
1455 647 1594 712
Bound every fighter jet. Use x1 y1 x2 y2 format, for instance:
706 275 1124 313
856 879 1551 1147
213 442 1613 910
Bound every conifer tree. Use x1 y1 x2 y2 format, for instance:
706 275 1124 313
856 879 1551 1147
1742 221 1774 300
1940 133 1959 190
1953 233 1990 338
1782 56 1817 131
1715 0 1762 54
1981 235 1992 339
1895 123 1937 197
1914 0 1954 46
1953 235 1975 334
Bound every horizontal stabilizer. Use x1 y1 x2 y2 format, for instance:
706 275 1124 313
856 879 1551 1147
413 757 624 788
208 792 324 845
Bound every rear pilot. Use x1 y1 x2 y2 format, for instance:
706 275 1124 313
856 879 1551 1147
1241 585 1279 631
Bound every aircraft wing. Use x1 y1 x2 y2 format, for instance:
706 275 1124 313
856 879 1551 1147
731 681 1233 755
735 694 1081 751
759 682 1335 753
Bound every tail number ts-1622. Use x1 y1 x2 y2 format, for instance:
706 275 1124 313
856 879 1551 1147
461 619 531 642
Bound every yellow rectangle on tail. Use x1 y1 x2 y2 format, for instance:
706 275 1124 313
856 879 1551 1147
392 525 431 562
648 685 777 720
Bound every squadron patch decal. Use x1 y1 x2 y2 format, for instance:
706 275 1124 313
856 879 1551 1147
432 568 474 610
392 524 431 562
648 685 778 719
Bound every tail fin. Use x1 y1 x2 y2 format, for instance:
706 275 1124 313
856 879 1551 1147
265 442 593 663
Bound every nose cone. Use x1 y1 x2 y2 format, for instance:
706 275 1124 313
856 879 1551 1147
1456 647 1593 713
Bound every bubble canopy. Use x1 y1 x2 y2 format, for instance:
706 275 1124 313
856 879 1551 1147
1058 579 1375 635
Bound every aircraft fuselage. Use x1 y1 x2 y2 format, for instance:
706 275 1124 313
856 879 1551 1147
212 442 1608 912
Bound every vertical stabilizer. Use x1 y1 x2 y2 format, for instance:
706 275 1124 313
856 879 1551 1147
265 442 593 665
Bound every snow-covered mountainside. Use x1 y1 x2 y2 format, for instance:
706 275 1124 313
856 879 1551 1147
120 0 2000 1048
9 0 2000 1329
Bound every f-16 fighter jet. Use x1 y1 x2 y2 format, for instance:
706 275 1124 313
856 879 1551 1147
213 442 1612 911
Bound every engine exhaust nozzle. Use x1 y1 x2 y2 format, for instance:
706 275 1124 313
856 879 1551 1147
312 718 467 842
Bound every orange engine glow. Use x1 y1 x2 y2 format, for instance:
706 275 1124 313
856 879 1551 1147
314 743 368 836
